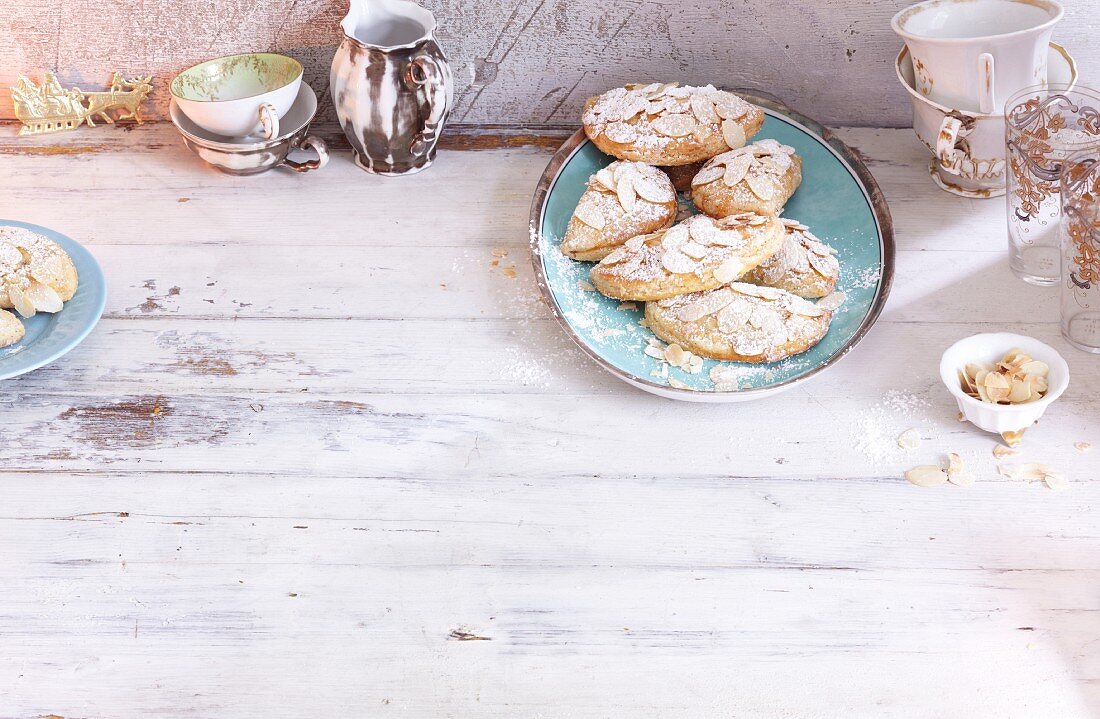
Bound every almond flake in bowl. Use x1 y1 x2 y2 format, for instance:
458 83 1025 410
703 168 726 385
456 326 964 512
939 333 1069 435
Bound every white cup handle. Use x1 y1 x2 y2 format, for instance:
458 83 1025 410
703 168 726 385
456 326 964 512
258 102 279 140
978 53 995 114
936 115 964 167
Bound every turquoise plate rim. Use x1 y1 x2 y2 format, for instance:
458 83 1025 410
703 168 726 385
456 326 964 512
529 92 896 401
0 220 107 380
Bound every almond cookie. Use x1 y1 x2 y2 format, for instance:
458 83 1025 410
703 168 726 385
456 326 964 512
743 219 839 298
582 83 764 166
661 161 705 193
645 282 832 363
561 161 677 261
691 139 802 217
0 308 24 348
588 212 784 301
0 227 79 318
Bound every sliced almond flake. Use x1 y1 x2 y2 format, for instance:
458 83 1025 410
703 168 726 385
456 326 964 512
691 165 725 187
712 258 744 285
577 280 596 292
668 377 690 389
906 465 948 488
712 92 750 120
957 411 966 422
1075 441 1092 452
660 224 690 250
644 345 666 360
946 453 975 486
689 93 719 124
573 202 607 230
746 172 782 201
1001 429 1026 447
1043 472 1068 490
491 248 509 257
664 343 687 366
634 176 675 204
721 119 746 149
660 363 670 378
678 241 708 260
816 291 846 312
601 247 629 265
807 251 838 278
8 286 35 318
997 462 1049 481
595 168 617 192
992 444 1019 458
789 297 826 317
651 113 696 138
602 121 635 144
616 176 637 212
661 248 698 274
1019 360 1049 377
897 428 921 450
721 154 753 187
687 355 704 374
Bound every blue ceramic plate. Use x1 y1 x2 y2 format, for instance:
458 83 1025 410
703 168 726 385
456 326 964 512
0 220 106 380
530 94 894 401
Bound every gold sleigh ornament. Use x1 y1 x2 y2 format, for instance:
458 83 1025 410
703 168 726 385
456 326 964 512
10 71 152 135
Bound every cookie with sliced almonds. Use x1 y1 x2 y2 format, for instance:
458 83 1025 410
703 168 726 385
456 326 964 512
560 161 678 261
588 212 784 301
743 219 839 298
645 282 832 363
0 226 79 319
691 139 802 217
0 308 24 348
582 83 764 166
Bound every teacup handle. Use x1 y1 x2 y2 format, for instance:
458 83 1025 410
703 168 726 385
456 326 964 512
978 53 996 114
936 114 966 169
404 56 448 158
280 135 329 173
258 102 280 140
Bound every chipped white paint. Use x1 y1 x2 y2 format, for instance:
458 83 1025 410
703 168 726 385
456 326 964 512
1 0 1098 128
0 123 1099 716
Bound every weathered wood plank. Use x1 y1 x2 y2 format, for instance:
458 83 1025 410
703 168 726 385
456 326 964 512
1 474 1099 716
0 0 1096 128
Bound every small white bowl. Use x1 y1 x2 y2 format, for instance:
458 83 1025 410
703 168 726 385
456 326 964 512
939 332 1070 434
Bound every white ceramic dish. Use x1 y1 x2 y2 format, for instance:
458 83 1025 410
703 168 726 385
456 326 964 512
939 332 1069 433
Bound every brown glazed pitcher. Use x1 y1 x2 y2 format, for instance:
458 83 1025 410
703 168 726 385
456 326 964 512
330 0 453 175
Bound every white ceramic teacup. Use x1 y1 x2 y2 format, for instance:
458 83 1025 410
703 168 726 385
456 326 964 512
896 43 1077 198
171 53 303 139
892 0 1063 114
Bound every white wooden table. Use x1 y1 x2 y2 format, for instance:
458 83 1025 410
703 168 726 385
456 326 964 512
1 123 1098 718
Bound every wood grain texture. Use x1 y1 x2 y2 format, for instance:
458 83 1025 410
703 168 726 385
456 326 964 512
1 0 1097 128
1 123 1099 716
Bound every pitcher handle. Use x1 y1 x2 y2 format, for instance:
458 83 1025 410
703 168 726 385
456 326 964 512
280 135 329 173
404 56 448 158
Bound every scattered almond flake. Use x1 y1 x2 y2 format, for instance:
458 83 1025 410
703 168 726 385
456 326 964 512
577 280 596 292
997 462 1057 483
993 444 1019 458
1075 441 1092 453
501 265 517 279
946 453 974 486
906 465 948 488
644 345 665 360
664 343 688 367
816 290 846 312
1043 471 1068 490
491 248 509 257
668 377 689 390
1001 429 1026 447
490 258 500 267
897 428 921 450
617 301 638 311
957 411 966 422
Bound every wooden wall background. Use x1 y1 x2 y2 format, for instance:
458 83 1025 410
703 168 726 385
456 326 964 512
2 0 1097 129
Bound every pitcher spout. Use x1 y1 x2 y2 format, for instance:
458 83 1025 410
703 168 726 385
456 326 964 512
340 0 437 50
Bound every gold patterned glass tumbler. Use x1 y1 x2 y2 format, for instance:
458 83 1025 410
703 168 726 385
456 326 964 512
1006 84 1100 285
1060 152 1100 352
